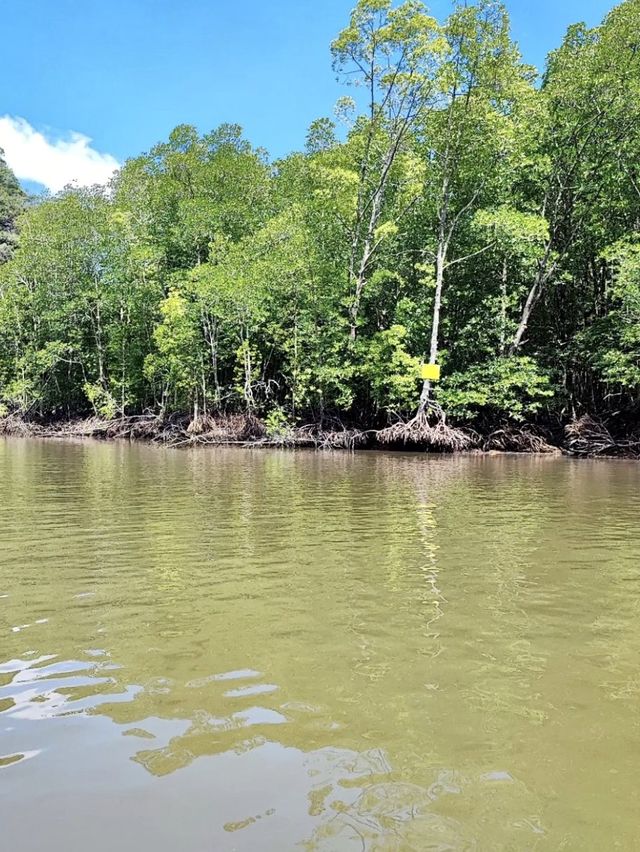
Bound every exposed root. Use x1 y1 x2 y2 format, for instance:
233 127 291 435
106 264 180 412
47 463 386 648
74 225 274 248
186 413 218 435
377 410 474 452
0 412 266 447
484 425 560 454
565 415 616 456
0 413 35 436
285 424 368 451
36 415 161 441
564 415 640 458
3 410 639 458
182 413 266 445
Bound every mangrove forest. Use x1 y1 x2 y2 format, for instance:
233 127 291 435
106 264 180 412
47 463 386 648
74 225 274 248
2 0 640 454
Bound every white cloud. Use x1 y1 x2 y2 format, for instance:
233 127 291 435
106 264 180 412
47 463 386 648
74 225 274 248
0 115 120 193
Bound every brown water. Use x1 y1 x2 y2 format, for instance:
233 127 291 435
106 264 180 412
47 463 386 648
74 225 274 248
1 439 639 851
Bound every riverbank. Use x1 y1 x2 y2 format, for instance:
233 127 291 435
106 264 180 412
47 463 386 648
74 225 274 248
2 412 639 458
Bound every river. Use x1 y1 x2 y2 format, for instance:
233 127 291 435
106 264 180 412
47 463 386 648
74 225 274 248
1 438 639 850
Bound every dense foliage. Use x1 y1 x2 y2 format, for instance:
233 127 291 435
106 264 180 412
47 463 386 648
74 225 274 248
1 0 640 434
0 148 25 264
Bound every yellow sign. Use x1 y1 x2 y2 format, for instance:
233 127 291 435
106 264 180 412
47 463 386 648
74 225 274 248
421 363 441 382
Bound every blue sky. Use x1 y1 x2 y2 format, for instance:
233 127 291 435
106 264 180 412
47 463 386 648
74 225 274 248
1 0 614 191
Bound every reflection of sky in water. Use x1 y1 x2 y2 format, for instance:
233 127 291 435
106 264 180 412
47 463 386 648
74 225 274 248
1 440 640 850
1 655 544 850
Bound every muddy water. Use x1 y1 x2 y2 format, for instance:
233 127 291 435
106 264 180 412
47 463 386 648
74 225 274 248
1 438 639 850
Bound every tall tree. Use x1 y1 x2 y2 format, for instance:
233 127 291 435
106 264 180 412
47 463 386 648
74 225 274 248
416 0 538 414
331 0 445 340
0 149 25 263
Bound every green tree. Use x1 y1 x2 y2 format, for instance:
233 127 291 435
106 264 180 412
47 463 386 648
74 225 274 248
0 149 25 263
331 0 446 340
415 0 539 414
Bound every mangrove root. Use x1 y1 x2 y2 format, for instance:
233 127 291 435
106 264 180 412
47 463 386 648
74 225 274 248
377 411 474 452
484 426 560 454
564 415 640 458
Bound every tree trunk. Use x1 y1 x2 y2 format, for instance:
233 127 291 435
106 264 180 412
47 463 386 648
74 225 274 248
509 242 556 355
509 278 539 354
94 296 105 387
203 313 220 407
499 256 508 355
348 125 408 340
242 335 254 410
418 176 450 417
418 243 446 415
119 303 128 416
348 176 385 340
